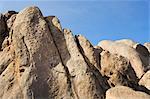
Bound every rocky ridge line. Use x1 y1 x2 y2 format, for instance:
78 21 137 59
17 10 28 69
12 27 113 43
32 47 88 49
0 6 150 99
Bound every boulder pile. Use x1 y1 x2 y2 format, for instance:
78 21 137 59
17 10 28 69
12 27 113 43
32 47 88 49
0 6 149 99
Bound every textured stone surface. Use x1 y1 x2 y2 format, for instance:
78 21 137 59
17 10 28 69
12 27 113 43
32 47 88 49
98 40 145 78
7 14 17 31
106 86 150 99
63 29 109 99
76 35 101 70
0 6 149 99
0 6 70 99
115 39 137 47
100 51 138 87
139 70 150 90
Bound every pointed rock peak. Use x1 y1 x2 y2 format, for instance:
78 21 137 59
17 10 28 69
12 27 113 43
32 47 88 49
76 34 93 46
0 6 150 99
63 28 72 34
17 6 43 18
45 16 62 31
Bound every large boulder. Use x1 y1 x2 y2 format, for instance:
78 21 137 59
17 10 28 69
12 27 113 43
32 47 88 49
115 39 137 47
116 40 150 71
0 6 149 99
106 86 150 99
0 6 110 99
98 40 145 78
139 70 150 90
100 51 138 87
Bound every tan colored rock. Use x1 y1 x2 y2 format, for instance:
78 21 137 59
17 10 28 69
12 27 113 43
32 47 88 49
115 39 137 47
144 43 150 53
76 34 101 70
139 70 150 90
98 40 145 78
0 6 110 99
46 16 109 99
7 14 17 30
46 16 76 98
0 6 150 99
116 40 150 71
45 16 70 63
106 86 150 99
100 51 138 87
0 45 15 75
50 16 62 31
116 40 150 70
0 6 71 99
63 29 109 99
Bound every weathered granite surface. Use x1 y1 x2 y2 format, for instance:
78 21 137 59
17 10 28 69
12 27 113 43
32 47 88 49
0 6 149 99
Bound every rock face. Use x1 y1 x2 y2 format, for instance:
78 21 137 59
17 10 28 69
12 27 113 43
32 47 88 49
115 39 137 47
0 6 149 99
139 71 150 90
144 43 150 52
98 40 145 78
106 86 150 99
100 51 138 87
0 13 7 49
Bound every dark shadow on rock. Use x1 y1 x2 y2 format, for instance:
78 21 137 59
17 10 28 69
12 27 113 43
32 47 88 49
0 14 9 50
94 47 103 70
135 44 150 72
45 16 71 65
45 16 74 98
130 83 150 95
136 44 150 57
75 35 110 98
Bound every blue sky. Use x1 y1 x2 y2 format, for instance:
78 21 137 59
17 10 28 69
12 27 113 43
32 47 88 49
0 0 149 45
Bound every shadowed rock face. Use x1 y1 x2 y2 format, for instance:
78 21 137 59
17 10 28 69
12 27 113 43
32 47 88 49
0 6 149 99
0 14 8 50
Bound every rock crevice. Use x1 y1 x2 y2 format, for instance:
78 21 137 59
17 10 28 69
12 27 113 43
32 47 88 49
0 6 149 99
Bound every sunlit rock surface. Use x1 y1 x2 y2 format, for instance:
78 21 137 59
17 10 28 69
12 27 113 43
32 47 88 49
0 6 149 99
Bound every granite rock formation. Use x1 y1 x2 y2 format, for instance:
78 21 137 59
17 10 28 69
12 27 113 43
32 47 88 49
0 6 149 99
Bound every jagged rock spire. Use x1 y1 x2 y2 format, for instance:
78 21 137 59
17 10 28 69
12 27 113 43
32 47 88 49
0 6 149 99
